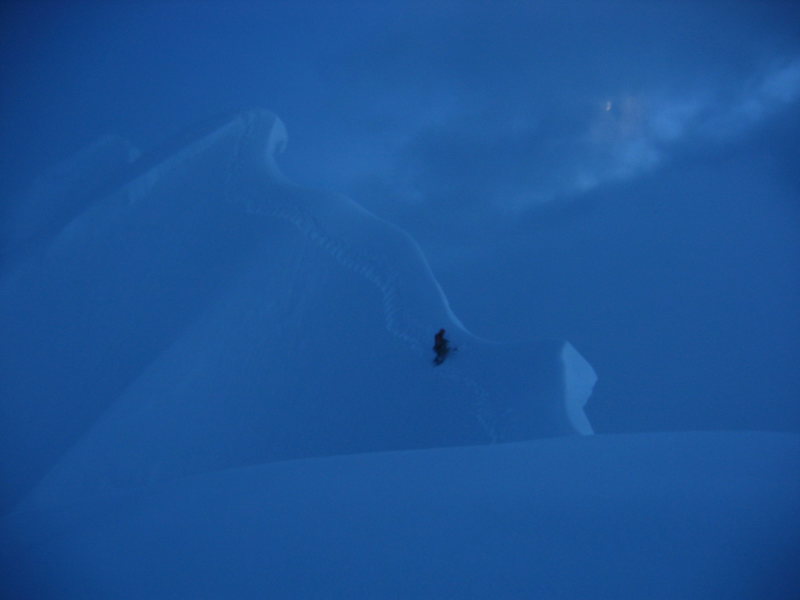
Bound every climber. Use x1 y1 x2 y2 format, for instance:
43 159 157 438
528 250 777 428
433 328 450 365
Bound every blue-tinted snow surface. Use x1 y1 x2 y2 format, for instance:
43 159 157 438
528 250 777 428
1 110 594 513
2 432 798 599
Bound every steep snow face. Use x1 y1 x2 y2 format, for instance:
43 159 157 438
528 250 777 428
0 110 595 511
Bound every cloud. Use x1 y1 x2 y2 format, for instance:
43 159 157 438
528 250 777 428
761 59 800 104
703 58 800 136
363 54 800 225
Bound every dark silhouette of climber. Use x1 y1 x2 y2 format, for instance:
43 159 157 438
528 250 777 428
433 328 450 365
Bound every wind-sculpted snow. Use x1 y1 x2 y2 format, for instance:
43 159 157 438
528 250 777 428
0 110 595 511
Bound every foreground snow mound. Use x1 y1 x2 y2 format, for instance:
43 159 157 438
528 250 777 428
1 110 594 511
2 432 797 599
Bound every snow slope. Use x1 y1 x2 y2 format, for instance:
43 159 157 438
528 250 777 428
1 110 594 512
2 432 798 599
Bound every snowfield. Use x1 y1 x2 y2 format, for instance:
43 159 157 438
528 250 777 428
3 432 798 599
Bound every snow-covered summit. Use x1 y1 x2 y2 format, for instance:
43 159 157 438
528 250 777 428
1 110 595 511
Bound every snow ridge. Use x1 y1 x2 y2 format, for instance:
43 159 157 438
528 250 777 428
225 112 428 349
223 111 500 439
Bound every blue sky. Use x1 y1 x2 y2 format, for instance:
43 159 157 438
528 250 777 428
2 0 799 433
